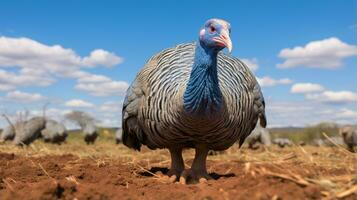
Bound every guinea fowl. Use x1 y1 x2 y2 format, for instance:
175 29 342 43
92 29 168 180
1 124 16 142
247 121 271 149
339 126 356 152
83 123 98 145
13 117 46 146
122 19 266 184
115 129 123 144
41 120 68 144
65 111 98 144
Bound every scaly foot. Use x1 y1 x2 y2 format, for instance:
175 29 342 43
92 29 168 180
164 168 183 183
179 168 212 184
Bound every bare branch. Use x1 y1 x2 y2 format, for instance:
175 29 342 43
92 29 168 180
1 114 15 131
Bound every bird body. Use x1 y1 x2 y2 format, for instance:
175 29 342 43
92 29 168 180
13 117 45 145
122 19 266 183
83 123 98 144
1 124 16 142
273 138 292 148
339 126 357 152
116 129 123 144
41 120 67 144
324 136 344 147
247 122 271 149
123 43 265 151
312 138 325 147
65 111 98 144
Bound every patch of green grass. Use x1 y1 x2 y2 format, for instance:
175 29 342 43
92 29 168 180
270 122 340 143
66 127 118 144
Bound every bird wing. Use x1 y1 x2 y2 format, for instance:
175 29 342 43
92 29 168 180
41 129 51 139
217 53 267 147
122 43 267 150
122 43 194 150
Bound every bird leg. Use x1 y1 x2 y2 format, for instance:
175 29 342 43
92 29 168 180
166 147 184 182
179 144 211 184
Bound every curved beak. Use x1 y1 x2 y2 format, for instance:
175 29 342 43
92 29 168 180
213 29 233 53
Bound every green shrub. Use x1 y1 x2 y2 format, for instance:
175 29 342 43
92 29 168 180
270 122 339 144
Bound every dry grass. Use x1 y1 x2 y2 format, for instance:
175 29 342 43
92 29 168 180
0 135 356 199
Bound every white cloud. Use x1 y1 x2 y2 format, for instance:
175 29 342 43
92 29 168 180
266 101 316 127
97 118 121 127
241 58 259 72
65 99 94 108
306 90 357 104
77 73 112 83
0 83 15 91
290 83 325 94
0 36 80 70
0 36 122 69
290 82 357 104
266 100 357 127
82 49 123 67
257 76 293 87
31 108 71 121
0 36 123 92
335 108 357 119
277 37 357 69
75 73 129 97
5 90 45 102
0 68 54 91
98 101 122 113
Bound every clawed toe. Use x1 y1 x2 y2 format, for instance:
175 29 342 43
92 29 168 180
159 174 178 183
168 175 178 182
165 169 182 182
159 168 211 184
179 169 211 184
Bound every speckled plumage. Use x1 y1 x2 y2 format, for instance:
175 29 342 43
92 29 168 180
13 117 45 146
123 19 266 183
247 122 271 149
339 126 357 152
122 42 266 151
0 124 16 141
273 138 292 148
41 120 67 144
83 123 97 144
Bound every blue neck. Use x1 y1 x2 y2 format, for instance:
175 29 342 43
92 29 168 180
183 41 222 115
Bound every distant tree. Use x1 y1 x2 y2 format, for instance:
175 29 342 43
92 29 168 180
1 104 48 145
65 111 98 144
65 111 95 129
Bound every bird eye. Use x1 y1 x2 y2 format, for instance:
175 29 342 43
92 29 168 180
209 26 216 33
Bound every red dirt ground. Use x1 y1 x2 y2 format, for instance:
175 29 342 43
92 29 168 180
0 150 355 200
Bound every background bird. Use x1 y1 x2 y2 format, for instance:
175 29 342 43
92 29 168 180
247 121 271 149
41 119 68 144
83 123 98 145
13 116 46 146
1 114 23 142
122 18 266 184
115 129 123 144
339 126 357 152
0 124 16 142
65 111 98 144
272 138 293 148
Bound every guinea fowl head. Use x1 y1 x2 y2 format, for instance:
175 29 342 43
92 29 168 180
184 19 232 115
199 19 232 53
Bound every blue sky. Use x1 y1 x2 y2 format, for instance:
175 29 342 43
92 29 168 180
0 0 356 127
